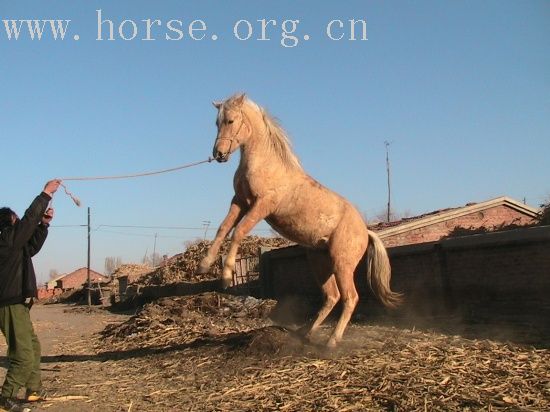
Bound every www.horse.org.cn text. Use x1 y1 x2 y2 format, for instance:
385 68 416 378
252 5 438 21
1 9 368 48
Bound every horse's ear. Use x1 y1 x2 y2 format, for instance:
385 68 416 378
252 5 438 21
234 93 246 106
212 101 222 109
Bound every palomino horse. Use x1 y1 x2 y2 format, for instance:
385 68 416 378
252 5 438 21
198 93 402 347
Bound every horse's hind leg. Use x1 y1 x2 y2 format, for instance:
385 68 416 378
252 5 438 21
301 250 340 341
327 260 360 348
197 197 244 274
326 225 367 348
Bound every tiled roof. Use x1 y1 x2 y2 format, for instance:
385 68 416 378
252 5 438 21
370 196 539 236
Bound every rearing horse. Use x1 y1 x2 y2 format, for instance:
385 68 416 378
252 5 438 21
198 93 402 347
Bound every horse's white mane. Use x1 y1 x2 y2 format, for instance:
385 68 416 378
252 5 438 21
235 96 303 171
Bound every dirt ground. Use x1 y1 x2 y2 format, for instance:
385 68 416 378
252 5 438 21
0 304 130 411
0 300 549 412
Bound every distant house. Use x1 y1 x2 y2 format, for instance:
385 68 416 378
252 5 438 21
46 274 65 290
56 267 108 290
38 277 64 299
372 196 539 248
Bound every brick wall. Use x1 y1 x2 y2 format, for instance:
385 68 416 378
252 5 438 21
380 204 535 248
260 246 317 299
37 287 63 300
436 229 550 323
260 226 550 340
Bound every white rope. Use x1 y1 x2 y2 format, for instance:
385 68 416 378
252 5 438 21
58 157 214 207
60 157 214 181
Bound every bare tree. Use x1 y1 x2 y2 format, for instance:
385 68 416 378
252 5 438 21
364 208 413 225
183 238 203 249
105 256 123 275
142 252 162 268
537 199 550 225
49 269 59 280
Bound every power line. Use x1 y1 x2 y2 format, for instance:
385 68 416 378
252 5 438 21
51 224 87 228
52 224 274 237
94 224 273 232
96 224 209 230
95 229 164 238
52 224 210 230
94 228 272 239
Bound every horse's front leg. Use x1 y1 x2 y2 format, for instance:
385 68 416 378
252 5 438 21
221 200 271 288
197 197 245 274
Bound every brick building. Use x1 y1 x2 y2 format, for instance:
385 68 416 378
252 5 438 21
56 267 108 290
372 196 539 248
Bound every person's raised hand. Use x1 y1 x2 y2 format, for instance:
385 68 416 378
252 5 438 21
43 179 61 196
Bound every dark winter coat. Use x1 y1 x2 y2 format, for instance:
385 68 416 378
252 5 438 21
0 192 51 306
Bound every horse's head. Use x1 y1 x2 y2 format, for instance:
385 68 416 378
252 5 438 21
212 93 250 162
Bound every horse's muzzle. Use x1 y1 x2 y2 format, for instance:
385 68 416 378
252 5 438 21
215 152 229 162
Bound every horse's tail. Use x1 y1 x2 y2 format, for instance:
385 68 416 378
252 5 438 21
366 230 403 309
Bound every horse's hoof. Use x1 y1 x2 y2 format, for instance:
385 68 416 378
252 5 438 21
220 277 232 289
296 325 311 337
326 338 338 349
222 267 234 283
301 333 314 345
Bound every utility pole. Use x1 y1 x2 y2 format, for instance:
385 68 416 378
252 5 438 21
87 207 91 307
152 233 158 267
384 141 392 223
142 248 148 265
202 220 211 240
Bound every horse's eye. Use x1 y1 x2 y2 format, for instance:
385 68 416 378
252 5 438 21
227 120 234 124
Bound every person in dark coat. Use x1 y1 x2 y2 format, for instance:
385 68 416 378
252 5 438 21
0 179 60 412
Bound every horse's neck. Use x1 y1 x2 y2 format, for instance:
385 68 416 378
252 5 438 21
239 133 291 173
238 140 274 172
237 108 303 180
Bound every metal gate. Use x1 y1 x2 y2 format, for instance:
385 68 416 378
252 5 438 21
233 255 261 286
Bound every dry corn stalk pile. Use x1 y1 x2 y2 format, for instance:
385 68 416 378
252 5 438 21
111 263 151 280
139 235 293 285
100 292 277 350
83 292 550 411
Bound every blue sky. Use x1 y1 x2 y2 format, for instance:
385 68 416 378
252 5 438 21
2 1 549 283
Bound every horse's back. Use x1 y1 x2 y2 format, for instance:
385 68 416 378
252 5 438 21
265 174 367 247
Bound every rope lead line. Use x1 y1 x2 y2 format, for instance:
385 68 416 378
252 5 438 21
60 157 214 181
57 157 214 207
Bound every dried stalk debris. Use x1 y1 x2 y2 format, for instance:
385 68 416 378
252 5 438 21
39 233 549 411
56 292 549 412
139 235 293 286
